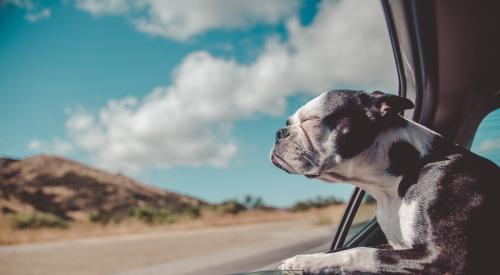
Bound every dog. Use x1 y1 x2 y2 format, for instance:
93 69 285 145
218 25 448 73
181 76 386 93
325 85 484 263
270 90 499 274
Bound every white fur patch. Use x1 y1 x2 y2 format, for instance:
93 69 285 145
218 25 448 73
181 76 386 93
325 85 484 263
399 200 418 248
387 118 439 158
376 196 404 248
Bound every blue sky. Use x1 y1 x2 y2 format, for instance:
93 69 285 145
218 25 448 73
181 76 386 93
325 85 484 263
1 0 498 207
470 110 500 164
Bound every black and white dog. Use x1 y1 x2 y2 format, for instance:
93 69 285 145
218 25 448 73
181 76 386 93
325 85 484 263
270 90 499 274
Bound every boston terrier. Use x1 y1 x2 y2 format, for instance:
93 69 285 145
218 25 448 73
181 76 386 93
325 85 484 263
270 90 499 274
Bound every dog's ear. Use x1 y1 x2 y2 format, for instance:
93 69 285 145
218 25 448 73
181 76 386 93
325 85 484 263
362 91 414 118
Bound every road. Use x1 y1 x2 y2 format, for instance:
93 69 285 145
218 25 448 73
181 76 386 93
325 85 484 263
0 220 334 275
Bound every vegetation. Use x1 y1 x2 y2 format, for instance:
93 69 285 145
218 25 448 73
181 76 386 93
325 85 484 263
6 194 344 232
212 195 274 215
129 207 177 224
11 213 68 229
215 200 247 215
88 211 115 224
242 195 273 211
290 196 343 212
185 205 201 219
89 207 179 224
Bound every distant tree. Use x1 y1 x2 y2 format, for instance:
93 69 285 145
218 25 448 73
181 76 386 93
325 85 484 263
290 195 343 212
244 194 253 208
252 197 263 209
242 195 267 210
218 200 247 215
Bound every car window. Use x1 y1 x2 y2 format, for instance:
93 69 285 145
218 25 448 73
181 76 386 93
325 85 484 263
0 1 397 274
470 109 500 165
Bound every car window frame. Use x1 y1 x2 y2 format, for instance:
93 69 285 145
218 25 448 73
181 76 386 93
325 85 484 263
328 188 366 251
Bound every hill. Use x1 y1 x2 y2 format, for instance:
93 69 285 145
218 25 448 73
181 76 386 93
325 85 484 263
0 155 205 221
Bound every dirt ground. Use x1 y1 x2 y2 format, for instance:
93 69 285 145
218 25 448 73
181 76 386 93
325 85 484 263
0 204 377 275
0 219 331 275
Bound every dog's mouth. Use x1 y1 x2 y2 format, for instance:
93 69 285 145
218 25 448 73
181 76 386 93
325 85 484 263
271 153 296 174
271 153 321 178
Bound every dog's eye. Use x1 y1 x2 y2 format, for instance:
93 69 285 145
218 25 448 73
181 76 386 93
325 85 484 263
323 115 345 129
285 119 291 126
300 117 319 123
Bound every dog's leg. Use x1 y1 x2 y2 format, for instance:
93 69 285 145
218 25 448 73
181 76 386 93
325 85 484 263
279 247 379 274
280 247 429 274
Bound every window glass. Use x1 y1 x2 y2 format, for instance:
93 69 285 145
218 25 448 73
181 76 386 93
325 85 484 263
470 109 500 165
344 194 378 244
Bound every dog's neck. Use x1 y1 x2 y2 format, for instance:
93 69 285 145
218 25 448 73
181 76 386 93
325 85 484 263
323 117 439 192
321 117 440 248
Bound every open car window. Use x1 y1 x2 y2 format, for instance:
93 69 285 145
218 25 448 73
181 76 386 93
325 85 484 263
1 1 399 275
470 109 500 165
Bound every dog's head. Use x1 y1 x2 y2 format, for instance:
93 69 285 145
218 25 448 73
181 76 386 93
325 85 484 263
270 90 414 180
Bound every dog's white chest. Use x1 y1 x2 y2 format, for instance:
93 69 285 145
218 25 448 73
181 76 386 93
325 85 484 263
398 200 418 248
377 200 403 248
377 198 418 249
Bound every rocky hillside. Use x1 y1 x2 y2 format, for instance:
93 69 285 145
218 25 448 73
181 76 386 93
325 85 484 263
0 155 204 221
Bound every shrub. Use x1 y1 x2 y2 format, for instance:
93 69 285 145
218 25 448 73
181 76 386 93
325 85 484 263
185 206 201 219
291 202 311 212
88 211 114 224
217 200 247 215
242 195 274 211
88 207 179 225
290 196 343 212
12 213 68 229
129 207 177 224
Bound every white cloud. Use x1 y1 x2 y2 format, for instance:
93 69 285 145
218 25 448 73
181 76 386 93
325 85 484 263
28 139 45 151
25 8 51 22
75 0 300 41
4 0 51 22
52 138 75 155
477 139 500 152
52 0 396 173
74 0 130 15
28 138 74 155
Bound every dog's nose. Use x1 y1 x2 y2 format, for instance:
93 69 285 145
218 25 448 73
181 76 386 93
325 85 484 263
276 128 290 141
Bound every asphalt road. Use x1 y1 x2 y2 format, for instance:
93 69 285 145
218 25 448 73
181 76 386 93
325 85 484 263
0 220 334 275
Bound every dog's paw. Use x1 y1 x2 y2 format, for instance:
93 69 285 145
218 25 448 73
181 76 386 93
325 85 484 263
279 255 298 271
279 253 339 274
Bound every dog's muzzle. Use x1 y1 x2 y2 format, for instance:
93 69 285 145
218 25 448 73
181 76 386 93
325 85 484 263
270 152 294 174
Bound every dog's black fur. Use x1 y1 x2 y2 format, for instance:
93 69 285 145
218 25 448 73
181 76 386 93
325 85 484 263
377 136 499 274
354 94 498 273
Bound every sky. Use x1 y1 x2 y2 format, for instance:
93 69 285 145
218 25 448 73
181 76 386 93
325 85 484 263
1 0 498 207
